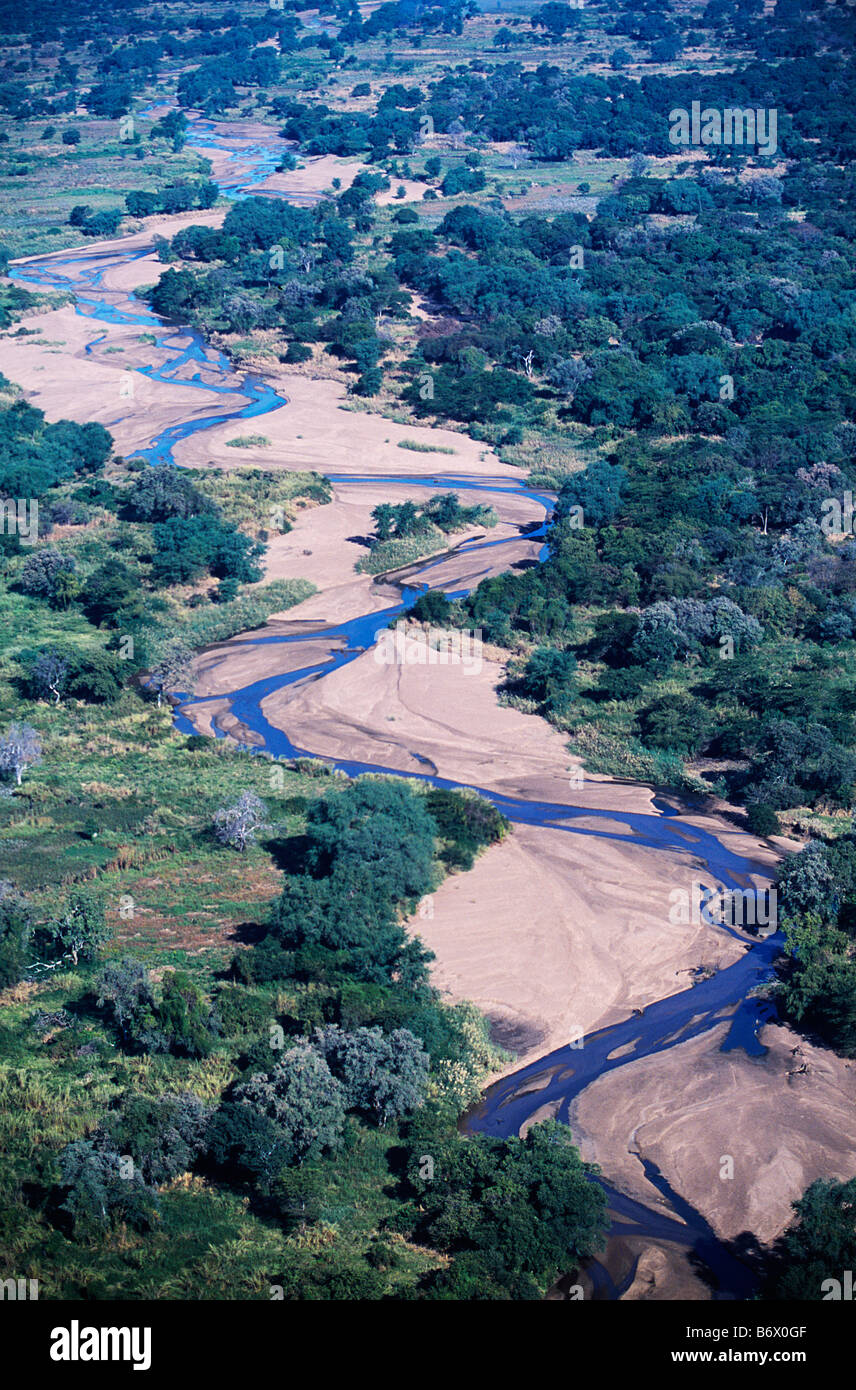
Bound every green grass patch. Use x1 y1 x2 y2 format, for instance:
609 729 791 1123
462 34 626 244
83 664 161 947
224 435 271 449
396 439 456 455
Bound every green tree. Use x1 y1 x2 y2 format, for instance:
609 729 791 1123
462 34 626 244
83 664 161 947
96 1093 211 1186
516 647 577 714
767 1177 856 1300
231 1044 347 1164
315 1024 429 1123
57 1140 158 1234
0 883 32 987
39 888 107 966
399 1120 607 1291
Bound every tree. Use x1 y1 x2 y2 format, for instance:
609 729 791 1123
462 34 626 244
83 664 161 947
746 803 780 838
148 640 196 707
84 79 132 119
150 110 188 150
371 502 397 541
82 210 123 238
516 647 577 713
629 603 686 670
0 882 32 987
554 460 625 528
95 959 215 1056
767 1178 856 1300
157 970 217 1058
304 778 436 904
776 839 850 928
96 958 162 1050
231 1044 346 1165
206 1103 292 1188
43 418 112 474
409 590 452 624
0 722 41 786
400 1120 607 1291
532 3 581 39
777 896 856 1057
40 889 108 966
150 515 263 587
124 464 213 522
57 1140 158 1234
84 558 145 626
315 1024 429 1123
96 1093 211 1186
18 547 77 606
26 649 70 706
125 190 160 218
213 790 267 851
268 866 433 989
640 694 713 755
24 645 124 706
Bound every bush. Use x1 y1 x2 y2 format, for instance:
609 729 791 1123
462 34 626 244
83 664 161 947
17 547 78 606
24 645 124 705
516 647 577 713
95 959 217 1057
314 1023 429 1123
96 1093 212 1186
426 788 508 871
206 1103 292 1187
746 803 781 838
283 342 312 363
124 464 214 522
408 590 452 624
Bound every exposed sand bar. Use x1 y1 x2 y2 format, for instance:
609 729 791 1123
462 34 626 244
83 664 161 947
571 1022 856 1246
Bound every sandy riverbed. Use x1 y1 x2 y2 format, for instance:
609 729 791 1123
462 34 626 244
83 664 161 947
571 1022 856 1249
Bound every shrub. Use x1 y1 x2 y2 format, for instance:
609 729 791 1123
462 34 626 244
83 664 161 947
283 342 312 363
746 802 781 838
17 547 78 606
24 646 124 705
96 1093 212 1186
0 882 32 987
95 959 216 1056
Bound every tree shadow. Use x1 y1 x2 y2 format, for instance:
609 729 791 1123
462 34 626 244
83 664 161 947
229 919 269 946
260 832 311 875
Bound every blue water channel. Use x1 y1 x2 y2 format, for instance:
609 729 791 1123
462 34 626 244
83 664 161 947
10 109 783 1298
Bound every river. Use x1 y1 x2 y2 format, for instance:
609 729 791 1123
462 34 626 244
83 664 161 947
10 109 782 1299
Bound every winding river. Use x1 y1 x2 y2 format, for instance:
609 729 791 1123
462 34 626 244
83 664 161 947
10 111 782 1299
